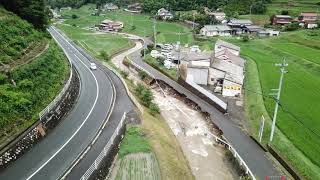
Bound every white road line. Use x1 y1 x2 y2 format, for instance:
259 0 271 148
26 30 100 180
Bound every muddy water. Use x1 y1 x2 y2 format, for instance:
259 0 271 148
152 86 238 180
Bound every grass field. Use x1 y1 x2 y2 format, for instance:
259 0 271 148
229 29 320 179
60 4 194 44
57 24 133 57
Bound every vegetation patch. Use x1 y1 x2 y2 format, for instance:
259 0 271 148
118 125 151 158
0 40 69 147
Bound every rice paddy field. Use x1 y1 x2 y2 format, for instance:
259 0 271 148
267 0 320 16
231 29 320 179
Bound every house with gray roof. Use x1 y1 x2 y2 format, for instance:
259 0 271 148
200 25 232 37
227 19 253 34
215 39 240 56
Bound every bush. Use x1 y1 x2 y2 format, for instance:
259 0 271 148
134 83 153 107
251 1 267 14
71 14 79 19
242 34 250 42
281 10 289 15
120 70 129 79
149 102 160 115
138 70 148 80
100 50 110 61
123 57 131 67
285 22 300 31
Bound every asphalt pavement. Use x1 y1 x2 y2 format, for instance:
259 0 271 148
0 26 115 180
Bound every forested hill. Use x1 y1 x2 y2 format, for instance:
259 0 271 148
0 0 49 30
0 6 69 147
48 0 271 16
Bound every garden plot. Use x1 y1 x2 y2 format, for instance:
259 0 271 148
110 153 161 180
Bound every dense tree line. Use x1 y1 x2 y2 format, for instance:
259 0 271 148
0 8 42 64
47 0 270 17
0 0 49 30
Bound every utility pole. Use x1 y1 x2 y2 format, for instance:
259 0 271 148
143 29 146 57
176 31 181 80
269 58 288 142
153 17 157 48
192 12 196 31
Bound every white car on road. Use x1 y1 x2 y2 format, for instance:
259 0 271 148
90 63 97 70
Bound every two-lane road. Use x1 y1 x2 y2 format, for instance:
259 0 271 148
0 26 115 180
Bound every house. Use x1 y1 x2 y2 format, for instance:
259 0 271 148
215 39 240 56
184 52 212 85
243 25 263 34
103 3 118 11
215 49 245 67
99 19 124 31
209 59 244 97
125 3 142 13
273 15 292 25
298 12 318 28
157 8 173 20
200 25 232 37
227 19 253 27
227 19 253 34
204 8 226 21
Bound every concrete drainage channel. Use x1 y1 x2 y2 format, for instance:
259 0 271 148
0 67 80 171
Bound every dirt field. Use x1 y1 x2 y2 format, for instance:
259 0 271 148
151 83 239 180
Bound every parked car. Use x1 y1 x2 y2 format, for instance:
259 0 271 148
190 45 201 53
163 44 173 50
90 63 97 70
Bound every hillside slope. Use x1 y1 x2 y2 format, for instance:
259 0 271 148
0 7 69 147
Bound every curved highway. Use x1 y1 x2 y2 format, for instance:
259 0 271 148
0 26 116 180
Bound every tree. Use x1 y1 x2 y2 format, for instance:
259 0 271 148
251 1 267 14
149 102 160 115
281 10 289 15
285 22 300 31
242 34 249 42
100 50 110 61
0 0 49 30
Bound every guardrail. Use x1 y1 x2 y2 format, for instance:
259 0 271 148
39 29 73 122
80 112 126 180
154 77 255 180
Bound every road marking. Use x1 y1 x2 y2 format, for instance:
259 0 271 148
26 29 100 180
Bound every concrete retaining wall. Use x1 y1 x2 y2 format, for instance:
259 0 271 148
0 68 80 171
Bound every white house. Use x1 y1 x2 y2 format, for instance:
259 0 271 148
215 39 240 56
200 25 231 37
104 3 118 11
157 8 173 20
209 59 244 97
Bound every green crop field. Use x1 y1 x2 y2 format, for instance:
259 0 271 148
267 0 320 16
228 29 320 179
114 153 161 180
57 24 133 57
60 4 194 44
